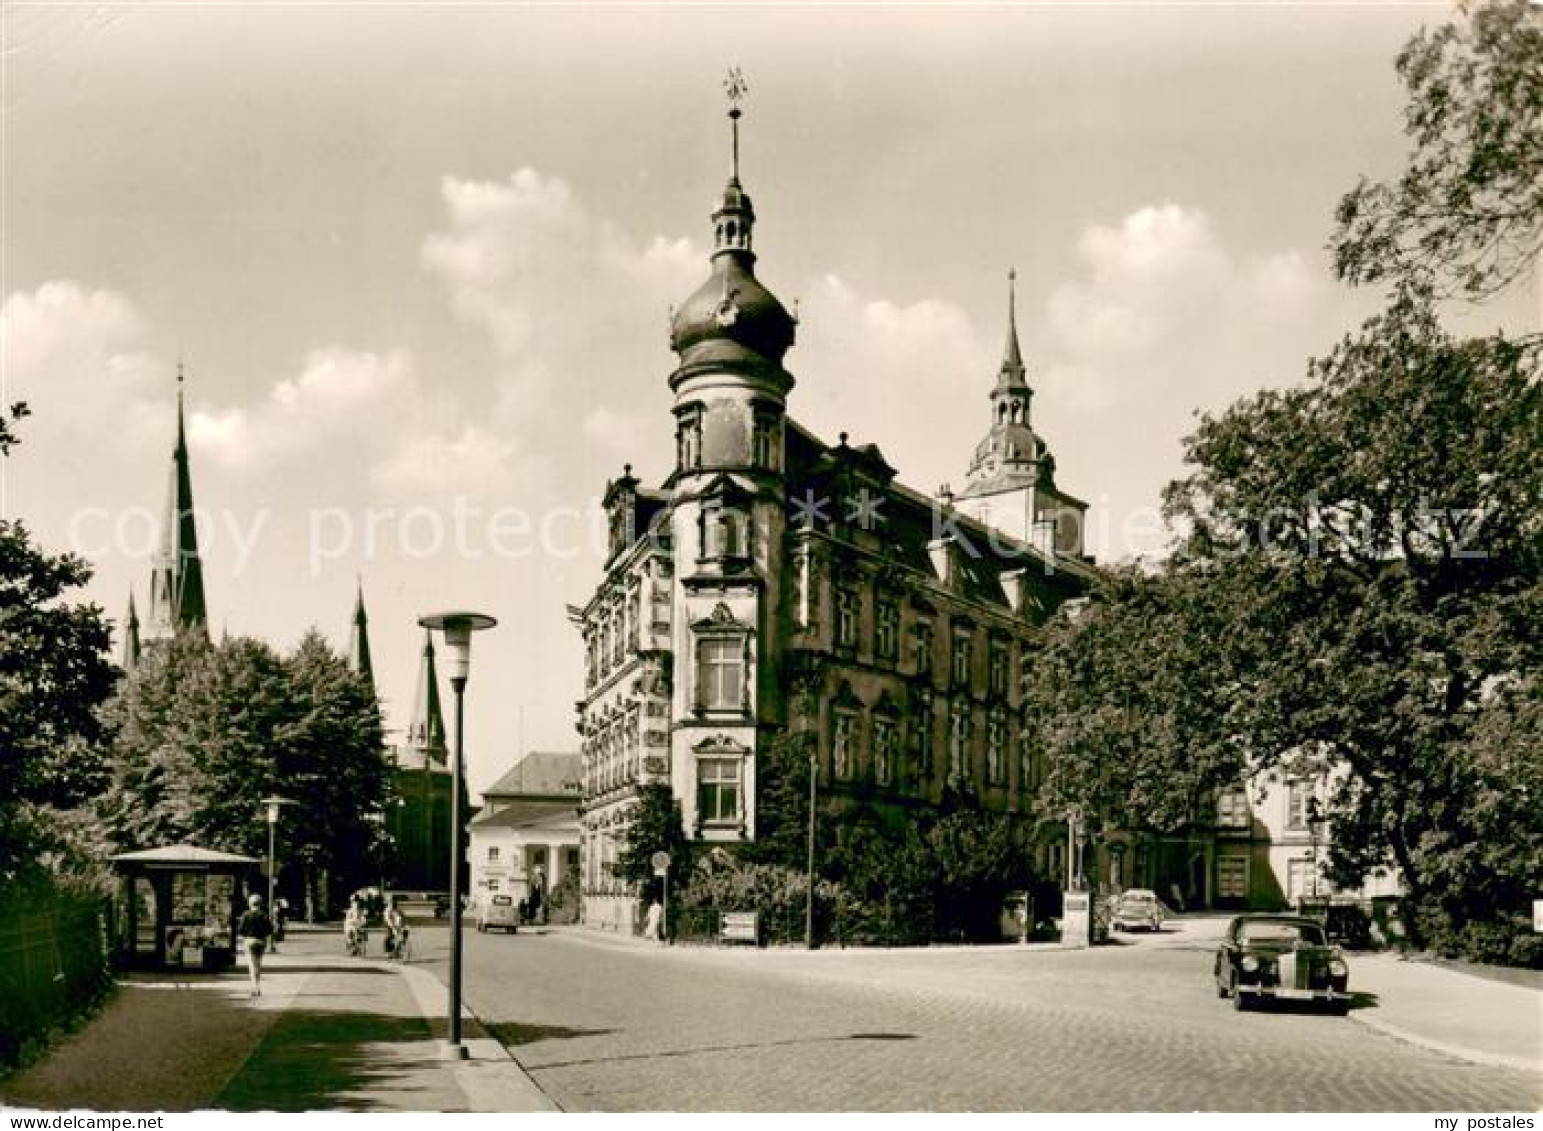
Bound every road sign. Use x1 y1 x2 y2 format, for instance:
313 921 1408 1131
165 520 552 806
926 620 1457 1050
651 851 671 877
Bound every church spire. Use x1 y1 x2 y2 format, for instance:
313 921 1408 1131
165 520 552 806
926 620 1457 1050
121 589 142 672
406 628 447 758
997 268 1028 391
147 360 208 639
348 580 375 691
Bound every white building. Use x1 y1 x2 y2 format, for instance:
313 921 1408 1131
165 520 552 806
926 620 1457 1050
468 751 581 921
1214 764 1401 910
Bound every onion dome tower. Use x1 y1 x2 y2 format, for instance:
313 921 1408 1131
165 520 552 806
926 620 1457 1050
668 71 796 395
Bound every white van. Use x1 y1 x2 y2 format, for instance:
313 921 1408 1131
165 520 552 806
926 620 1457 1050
476 893 520 934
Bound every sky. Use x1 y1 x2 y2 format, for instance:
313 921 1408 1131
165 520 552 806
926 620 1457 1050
3 1 1535 796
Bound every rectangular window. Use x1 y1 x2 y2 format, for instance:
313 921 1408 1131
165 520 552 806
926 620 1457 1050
949 702 970 777
986 716 1006 785
875 600 899 662
835 587 859 649
873 717 897 786
831 710 857 779
952 634 972 687
752 411 779 470
487 846 500 862
677 408 703 471
912 620 933 675
698 758 741 823
1286 780 1315 831
697 637 745 711
989 643 1009 697
1218 855 1249 899
1217 787 1251 829
1286 857 1320 901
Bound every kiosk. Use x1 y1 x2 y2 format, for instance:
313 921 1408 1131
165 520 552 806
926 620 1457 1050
110 844 261 971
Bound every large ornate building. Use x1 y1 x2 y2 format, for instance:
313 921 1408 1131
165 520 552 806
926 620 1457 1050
570 98 1098 932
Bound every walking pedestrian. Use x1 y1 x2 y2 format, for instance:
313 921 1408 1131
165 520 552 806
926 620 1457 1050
237 893 275 998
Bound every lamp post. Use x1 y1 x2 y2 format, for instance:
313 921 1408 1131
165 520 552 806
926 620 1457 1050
260 796 295 949
805 738 817 949
418 610 497 1061
1306 795 1324 905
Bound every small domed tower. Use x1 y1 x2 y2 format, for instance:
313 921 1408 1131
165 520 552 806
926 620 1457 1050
665 72 795 841
956 271 1088 557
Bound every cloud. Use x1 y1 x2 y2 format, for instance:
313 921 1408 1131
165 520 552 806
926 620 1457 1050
421 169 702 479
372 423 527 498
0 281 167 457
1032 203 1347 560
790 273 991 496
188 347 423 471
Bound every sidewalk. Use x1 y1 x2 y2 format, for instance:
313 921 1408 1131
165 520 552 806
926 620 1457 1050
0 930 557 1113
1346 953 1542 1074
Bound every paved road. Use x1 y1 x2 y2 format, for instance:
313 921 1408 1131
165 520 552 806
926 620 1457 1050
407 920 1540 1112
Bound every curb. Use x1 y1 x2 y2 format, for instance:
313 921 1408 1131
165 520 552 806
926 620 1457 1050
385 958 562 1112
1346 1011 1543 1075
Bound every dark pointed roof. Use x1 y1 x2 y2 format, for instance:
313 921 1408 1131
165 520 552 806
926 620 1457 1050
148 364 207 638
996 269 1029 392
348 582 375 690
406 628 446 755
121 589 142 672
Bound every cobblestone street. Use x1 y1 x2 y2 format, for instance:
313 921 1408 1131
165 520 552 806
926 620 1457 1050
411 922 1541 1112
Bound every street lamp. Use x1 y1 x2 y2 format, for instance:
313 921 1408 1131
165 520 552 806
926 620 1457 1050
259 796 295 950
418 610 497 1062
1306 795 1324 905
805 738 817 949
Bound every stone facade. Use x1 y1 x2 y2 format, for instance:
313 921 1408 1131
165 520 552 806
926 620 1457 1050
571 102 1098 931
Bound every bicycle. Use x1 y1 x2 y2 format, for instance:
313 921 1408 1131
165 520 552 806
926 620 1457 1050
345 926 368 958
388 927 412 964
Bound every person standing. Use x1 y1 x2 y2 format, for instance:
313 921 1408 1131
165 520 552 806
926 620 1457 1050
644 898 663 943
237 893 275 998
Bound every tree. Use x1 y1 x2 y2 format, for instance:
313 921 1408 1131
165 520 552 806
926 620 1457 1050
614 781 692 897
0 410 117 892
1163 288 1541 954
1332 0 1543 299
101 630 390 907
1023 567 1248 839
278 631 389 910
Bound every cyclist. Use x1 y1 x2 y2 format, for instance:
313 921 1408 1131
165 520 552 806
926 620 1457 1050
344 898 368 957
384 899 409 960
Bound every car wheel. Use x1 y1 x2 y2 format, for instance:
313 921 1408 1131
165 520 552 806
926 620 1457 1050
1328 999 1351 1016
1231 976 1249 1011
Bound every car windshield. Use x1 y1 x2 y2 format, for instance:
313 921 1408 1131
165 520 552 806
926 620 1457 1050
1121 894 1156 905
1238 921 1325 946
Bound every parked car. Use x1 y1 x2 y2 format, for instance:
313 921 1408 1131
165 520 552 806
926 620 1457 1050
1110 888 1165 932
1214 914 1350 1013
476 893 520 934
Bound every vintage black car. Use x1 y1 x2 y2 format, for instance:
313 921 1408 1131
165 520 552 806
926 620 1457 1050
1214 914 1350 1013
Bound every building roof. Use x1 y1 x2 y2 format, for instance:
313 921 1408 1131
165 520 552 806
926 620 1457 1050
110 844 261 866
469 799 579 831
482 750 582 801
